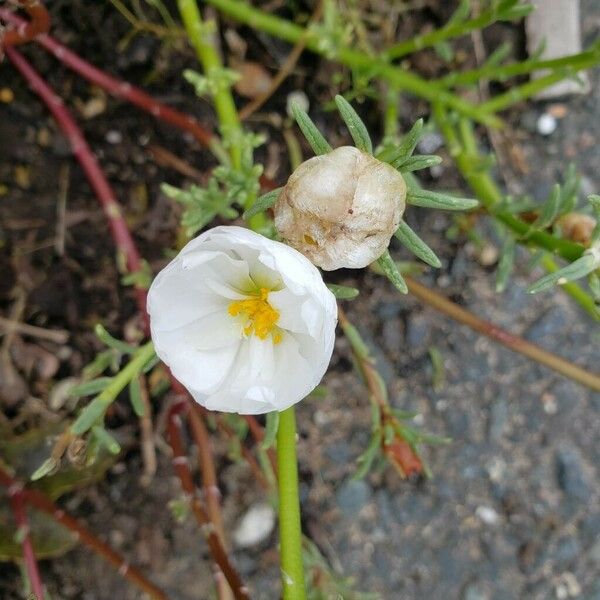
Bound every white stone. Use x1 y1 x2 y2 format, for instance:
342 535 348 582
475 505 500 526
233 503 276 548
537 113 557 136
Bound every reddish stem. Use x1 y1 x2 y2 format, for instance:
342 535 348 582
5 45 150 330
187 405 234 600
0 7 214 148
0 467 168 600
167 403 250 600
7 485 45 600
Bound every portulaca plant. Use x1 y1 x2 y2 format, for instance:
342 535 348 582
145 96 480 598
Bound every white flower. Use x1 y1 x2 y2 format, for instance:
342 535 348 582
148 226 337 414
274 146 406 270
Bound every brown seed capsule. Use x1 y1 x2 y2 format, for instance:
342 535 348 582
273 146 406 270
556 213 597 245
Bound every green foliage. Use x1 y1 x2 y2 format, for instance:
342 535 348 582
262 411 280 450
396 154 442 173
377 119 423 164
407 188 479 211
1 425 118 500
307 0 353 60
70 342 155 437
496 235 516 293
326 283 360 300
528 250 599 294
334 94 373 154
377 250 408 294
184 67 240 98
162 129 264 236
243 188 282 220
120 259 153 289
128 377 145 417
394 220 442 268
290 102 332 156
0 509 77 561
304 538 380 600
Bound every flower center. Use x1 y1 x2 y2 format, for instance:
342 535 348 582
228 287 282 344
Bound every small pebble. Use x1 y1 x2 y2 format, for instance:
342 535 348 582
286 91 309 118
537 113 557 136
106 130 123 144
233 503 275 548
541 392 558 414
417 131 443 154
475 506 500 526
477 243 499 267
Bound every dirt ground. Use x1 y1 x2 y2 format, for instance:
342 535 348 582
0 2 599 599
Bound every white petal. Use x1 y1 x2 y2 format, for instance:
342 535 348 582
155 309 241 355
148 265 228 331
267 289 306 334
163 342 240 395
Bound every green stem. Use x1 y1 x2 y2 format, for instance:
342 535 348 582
277 407 306 600
433 105 583 262
439 41 600 87
177 0 266 228
478 69 592 114
71 341 156 435
177 0 242 168
432 104 598 321
204 0 501 127
385 3 520 60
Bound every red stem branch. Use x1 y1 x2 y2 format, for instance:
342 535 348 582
0 467 168 600
7 485 45 600
187 404 234 600
0 6 214 148
167 403 250 600
4 45 150 330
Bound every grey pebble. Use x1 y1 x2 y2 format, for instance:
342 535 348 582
336 479 372 516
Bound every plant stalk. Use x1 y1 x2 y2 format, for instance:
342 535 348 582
432 103 599 320
0 8 216 150
204 0 501 127
167 404 250 600
8 488 45 600
405 276 600 392
177 0 242 167
0 468 168 600
277 407 306 600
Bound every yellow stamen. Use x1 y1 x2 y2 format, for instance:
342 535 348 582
228 287 282 344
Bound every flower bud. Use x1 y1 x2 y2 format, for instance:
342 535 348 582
273 146 406 270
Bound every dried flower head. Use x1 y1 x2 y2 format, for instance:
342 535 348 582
273 146 406 270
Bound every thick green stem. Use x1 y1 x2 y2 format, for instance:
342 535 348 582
204 0 501 127
277 407 306 600
432 104 598 321
433 105 583 262
71 342 156 435
438 42 600 88
385 4 518 60
479 69 593 114
177 0 266 228
177 0 242 168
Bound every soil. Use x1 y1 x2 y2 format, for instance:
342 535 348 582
0 2 599 599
